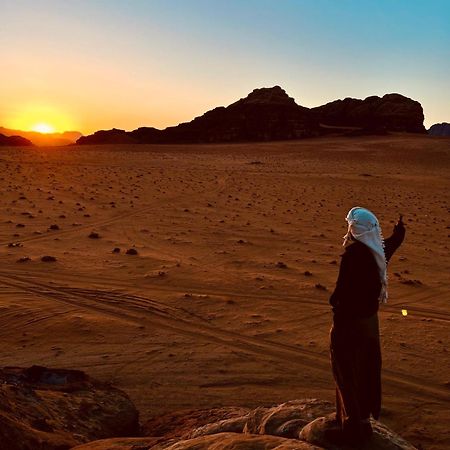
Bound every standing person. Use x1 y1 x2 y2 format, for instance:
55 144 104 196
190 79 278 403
328 207 405 446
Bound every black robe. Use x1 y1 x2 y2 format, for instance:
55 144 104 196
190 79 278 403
329 223 405 440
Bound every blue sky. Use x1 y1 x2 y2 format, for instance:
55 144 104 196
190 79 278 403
2 0 449 132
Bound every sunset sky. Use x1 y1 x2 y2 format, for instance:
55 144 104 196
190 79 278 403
2 0 449 134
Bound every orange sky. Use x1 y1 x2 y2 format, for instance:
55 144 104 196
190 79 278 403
2 1 448 135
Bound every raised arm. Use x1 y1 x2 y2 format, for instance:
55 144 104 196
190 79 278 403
383 215 406 263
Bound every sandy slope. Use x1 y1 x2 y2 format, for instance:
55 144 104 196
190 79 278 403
0 135 448 450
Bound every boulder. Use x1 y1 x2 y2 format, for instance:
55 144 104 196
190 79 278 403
242 399 334 438
0 366 139 450
142 406 250 439
299 414 417 450
73 432 322 449
71 399 417 450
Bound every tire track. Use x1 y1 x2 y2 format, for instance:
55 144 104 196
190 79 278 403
1 267 448 323
0 272 448 403
0 203 165 246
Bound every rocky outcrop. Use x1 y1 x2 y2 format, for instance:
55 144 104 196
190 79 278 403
76 128 138 145
73 432 321 449
0 366 139 450
142 406 250 439
77 86 319 145
158 86 319 143
312 94 426 133
76 87 427 145
299 414 417 450
0 133 33 146
428 122 450 136
74 399 417 450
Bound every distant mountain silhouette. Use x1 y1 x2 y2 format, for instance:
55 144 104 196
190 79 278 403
312 93 426 133
0 127 82 146
77 86 427 145
0 133 33 146
428 122 450 136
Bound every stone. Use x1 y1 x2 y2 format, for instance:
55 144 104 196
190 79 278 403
0 366 139 450
299 414 417 450
73 432 322 449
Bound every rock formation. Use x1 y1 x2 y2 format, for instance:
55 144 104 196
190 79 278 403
78 86 318 145
428 122 450 136
0 366 139 450
312 94 426 133
76 87 427 145
73 399 417 450
76 128 138 145
299 414 417 450
0 133 33 146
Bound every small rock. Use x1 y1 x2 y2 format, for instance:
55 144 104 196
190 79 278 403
41 256 57 262
17 257 31 263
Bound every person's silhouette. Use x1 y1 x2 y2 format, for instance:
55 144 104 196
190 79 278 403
328 208 405 446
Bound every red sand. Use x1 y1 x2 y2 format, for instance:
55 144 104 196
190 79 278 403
0 134 448 450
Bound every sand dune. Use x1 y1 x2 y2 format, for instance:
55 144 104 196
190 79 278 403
0 134 448 450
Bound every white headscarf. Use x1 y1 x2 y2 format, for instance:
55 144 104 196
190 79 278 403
342 207 388 303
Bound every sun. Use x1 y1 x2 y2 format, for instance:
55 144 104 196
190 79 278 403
31 123 56 134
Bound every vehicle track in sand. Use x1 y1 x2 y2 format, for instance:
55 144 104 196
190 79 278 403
0 271 448 404
1 266 448 324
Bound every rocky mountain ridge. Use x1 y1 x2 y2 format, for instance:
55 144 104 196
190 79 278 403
77 86 427 145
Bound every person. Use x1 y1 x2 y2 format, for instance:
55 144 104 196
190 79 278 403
328 207 405 446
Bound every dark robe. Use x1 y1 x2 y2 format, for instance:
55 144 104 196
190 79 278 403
329 223 405 441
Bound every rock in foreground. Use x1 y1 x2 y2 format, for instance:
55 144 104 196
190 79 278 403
0 366 139 450
299 414 417 450
74 399 416 450
74 432 321 449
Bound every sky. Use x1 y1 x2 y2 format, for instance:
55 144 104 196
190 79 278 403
1 0 449 134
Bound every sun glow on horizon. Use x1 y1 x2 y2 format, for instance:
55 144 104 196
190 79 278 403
31 122 55 134
5 103 77 135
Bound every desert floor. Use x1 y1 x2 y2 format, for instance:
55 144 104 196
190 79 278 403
0 135 448 449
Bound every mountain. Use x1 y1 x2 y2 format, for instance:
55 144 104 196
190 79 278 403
312 93 426 133
428 122 450 136
76 87 427 145
0 133 33 146
78 86 319 145
0 127 82 146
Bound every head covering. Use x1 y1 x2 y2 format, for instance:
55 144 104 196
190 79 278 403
342 207 388 303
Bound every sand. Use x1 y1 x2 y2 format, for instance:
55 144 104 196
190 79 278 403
0 134 448 450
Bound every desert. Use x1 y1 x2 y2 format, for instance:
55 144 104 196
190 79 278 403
0 134 448 449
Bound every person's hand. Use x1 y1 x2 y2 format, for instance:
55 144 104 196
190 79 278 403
394 214 405 233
